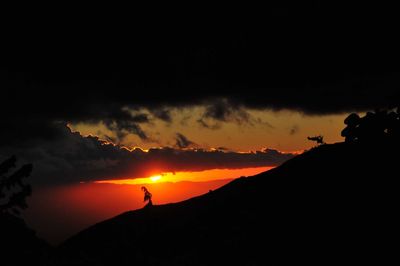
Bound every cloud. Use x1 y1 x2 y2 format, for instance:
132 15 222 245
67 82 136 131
0 124 295 185
104 119 148 142
2 18 399 144
1 5 399 188
150 108 172 123
196 118 221 130
101 109 151 142
197 99 273 129
2 5 399 132
175 133 195 149
202 99 251 124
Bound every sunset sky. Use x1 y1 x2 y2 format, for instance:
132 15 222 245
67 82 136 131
2 4 399 244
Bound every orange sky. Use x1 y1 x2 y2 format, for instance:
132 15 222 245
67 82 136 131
23 167 272 245
24 110 353 245
96 166 274 185
71 109 347 152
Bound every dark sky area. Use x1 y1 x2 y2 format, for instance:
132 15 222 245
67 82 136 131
3 3 399 115
1 2 399 185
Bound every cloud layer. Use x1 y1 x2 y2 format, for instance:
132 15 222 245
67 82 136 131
1 4 399 187
2 3 400 132
0 124 295 185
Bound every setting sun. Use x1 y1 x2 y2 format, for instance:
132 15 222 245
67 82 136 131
96 167 274 186
150 175 162 182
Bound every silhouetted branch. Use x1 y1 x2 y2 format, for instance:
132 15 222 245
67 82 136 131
307 135 325 145
0 156 32 215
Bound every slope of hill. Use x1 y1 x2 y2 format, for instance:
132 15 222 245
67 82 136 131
57 141 398 265
0 213 51 266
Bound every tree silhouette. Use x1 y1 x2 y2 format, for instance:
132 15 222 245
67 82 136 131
0 156 32 216
141 186 153 207
341 108 400 143
307 135 325 145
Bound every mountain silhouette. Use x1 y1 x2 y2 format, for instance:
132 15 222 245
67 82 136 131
0 213 51 265
56 140 398 265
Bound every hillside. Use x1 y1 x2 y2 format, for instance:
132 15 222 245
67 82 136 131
57 141 398 265
0 213 51 266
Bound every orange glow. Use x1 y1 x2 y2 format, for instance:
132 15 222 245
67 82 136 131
25 179 234 245
150 175 162 182
24 167 275 245
96 166 274 185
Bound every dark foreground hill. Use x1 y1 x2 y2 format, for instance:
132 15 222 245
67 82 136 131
57 141 399 265
0 213 51 266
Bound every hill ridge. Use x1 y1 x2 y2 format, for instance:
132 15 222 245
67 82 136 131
57 141 398 265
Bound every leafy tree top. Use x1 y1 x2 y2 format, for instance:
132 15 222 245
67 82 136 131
341 108 400 143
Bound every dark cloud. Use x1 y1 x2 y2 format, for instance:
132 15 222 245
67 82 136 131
175 133 195 149
130 113 150 123
196 99 257 129
104 120 148 142
2 4 400 128
150 108 172 123
203 99 251 124
0 124 295 185
198 99 277 129
1 3 399 188
102 110 151 141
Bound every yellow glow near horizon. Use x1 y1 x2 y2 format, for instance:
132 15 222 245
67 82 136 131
95 166 274 185
150 175 162 182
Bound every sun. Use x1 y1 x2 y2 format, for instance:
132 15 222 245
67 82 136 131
149 175 162 182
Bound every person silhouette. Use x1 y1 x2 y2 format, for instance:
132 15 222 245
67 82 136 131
141 186 153 207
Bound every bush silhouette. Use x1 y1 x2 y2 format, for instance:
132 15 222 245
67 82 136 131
0 156 33 216
341 108 400 143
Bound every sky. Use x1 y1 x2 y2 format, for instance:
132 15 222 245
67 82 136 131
1 2 400 244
